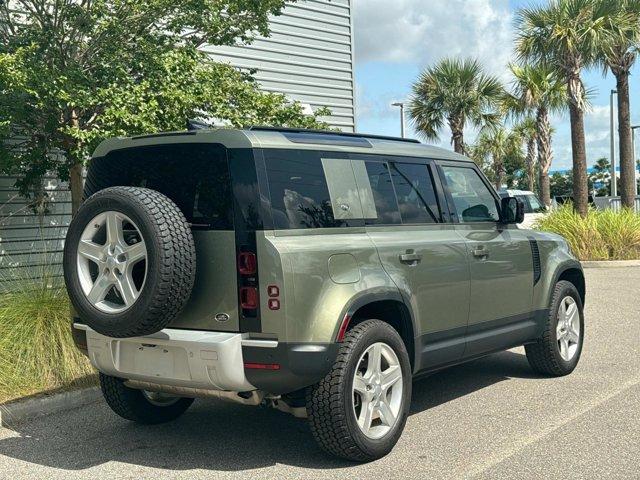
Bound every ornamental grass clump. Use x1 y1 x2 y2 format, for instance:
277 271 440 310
0 265 95 404
535 204 640 261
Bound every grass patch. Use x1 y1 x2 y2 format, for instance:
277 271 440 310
0 278 95 404
535 204 640 261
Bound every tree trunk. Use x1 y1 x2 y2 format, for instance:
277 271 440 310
494 160 504 191
615 71 636 208
69 161 84 216
526 137 536 192
452 130 464 154
539 170 551 208
536 107 553 207
68 108 84 216
568 99 589 217
449 116 465 154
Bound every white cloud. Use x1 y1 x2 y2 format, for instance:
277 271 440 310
354 0 514 79
352 0 617 169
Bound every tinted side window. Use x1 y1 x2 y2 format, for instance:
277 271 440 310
95 144 233 230
264 150 344 229
364 161 401 225
390 163 441 223
441 166 500 222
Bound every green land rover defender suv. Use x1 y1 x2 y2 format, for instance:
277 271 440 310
64 127 585 462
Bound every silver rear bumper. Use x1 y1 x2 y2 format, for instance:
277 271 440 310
75 324 268 392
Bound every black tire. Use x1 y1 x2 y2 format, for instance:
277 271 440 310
306 320 412 462
525 280 585 376
63 186 196 338
99 373 194 424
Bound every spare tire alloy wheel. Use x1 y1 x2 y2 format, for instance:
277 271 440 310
64 186 196 338
77 211 147 313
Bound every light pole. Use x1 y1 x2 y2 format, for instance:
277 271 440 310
391 102 406 138
610 89 618 197
632 125 640 196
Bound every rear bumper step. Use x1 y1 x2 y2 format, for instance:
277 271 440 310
75 324 275 392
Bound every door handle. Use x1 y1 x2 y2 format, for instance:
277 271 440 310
472 245 489 258
399 251 422 265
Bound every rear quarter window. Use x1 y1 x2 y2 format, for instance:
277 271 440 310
263 150 358 229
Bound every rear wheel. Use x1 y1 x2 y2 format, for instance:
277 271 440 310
306 320 412 462
99 373 194 424
525 280 584 376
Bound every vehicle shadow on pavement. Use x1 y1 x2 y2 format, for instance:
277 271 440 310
0 350 541 472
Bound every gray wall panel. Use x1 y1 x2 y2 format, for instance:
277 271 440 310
207 0 355 131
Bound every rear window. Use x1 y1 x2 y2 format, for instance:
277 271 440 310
89 144 233 230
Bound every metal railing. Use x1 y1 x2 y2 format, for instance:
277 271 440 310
593 196 640 212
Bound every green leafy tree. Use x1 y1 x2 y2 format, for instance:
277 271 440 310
517 0 614 216
590 157 612 196
512 117 539 193
504 63 566 205
0 0 330 215
408 58 503 155
472 127 524 190
595 0 640 208
550 169 595 199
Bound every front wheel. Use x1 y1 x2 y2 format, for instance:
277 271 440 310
306 320 412 462
525 280 585 376
100 373 194 424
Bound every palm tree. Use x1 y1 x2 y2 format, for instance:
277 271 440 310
473 127 523 190
596 0 640 208
409 58 504 155
504 63 567 206
512 117 538 193
517 0 614 216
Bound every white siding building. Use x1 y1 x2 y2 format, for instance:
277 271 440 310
207 0 355 131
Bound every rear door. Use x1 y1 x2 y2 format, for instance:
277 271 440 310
91 144 241 332
355 157 470 371
438 163 534 356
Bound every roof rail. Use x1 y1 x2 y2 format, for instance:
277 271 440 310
247 126 421 144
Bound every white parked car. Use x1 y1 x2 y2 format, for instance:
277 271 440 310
498 189 546 229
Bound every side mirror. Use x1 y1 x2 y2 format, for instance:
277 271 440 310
501 197 525 224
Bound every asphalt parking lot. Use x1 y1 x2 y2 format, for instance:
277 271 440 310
0 267 638 480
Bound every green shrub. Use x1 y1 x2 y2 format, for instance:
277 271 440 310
0 275 95 404
535 204 640 260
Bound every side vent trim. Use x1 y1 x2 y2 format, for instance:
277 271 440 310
528 237 542 285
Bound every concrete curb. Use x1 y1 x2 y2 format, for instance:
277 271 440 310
0 387 101 428
581 260 640 269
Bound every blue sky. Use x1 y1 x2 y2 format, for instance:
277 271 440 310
353 0 639 171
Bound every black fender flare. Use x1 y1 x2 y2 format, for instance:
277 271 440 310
334 288 419 370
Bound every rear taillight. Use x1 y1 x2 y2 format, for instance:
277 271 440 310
238 252 257 275
240 286 258 310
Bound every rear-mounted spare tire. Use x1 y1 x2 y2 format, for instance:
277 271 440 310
63 186 196 338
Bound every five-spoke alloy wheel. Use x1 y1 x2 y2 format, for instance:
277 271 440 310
352 342 403 439
555 296 580 362
77 211 148 313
